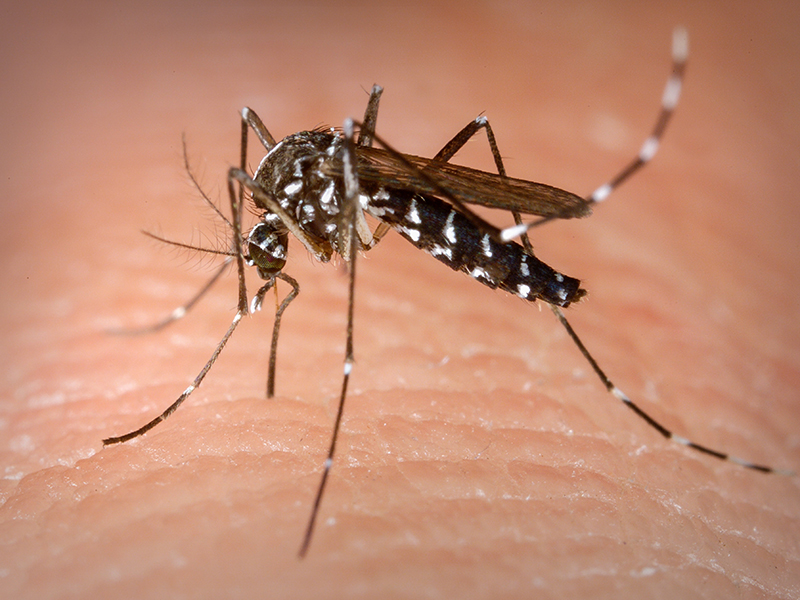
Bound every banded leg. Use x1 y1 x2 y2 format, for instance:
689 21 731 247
102 308 247 445
357 84 383 148
429 114 534 253
501 26 689 241
299 118 362 558
103 133 254 445
355 85 394 247
239 106 297 399
231 109 375 400
350 90 511 245
550 306 791 475
241 106 277 152
524 29 787 474
299 91 517 555
250 272 300 398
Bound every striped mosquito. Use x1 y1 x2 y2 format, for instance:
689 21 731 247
103 27 791 557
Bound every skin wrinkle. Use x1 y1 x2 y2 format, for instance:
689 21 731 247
2 3 799 599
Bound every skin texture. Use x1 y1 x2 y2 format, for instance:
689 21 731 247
1 2 798 599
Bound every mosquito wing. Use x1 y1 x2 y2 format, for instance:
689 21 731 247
348 147 591 220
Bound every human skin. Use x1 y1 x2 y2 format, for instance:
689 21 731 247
1 2 798 599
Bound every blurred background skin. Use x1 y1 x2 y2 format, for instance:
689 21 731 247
1 2 798 598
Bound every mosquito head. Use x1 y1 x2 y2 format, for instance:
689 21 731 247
246 219 289 279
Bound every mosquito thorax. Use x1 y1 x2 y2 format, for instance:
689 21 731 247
253 130 346 256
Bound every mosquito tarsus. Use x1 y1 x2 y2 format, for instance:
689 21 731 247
103 27 792 558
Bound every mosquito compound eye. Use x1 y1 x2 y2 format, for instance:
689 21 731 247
248 222 289 278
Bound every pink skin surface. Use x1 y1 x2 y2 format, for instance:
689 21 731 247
2 2 799 599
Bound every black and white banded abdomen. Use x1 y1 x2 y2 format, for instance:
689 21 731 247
368 189 586 307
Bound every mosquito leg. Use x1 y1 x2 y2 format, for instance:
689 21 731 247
241 107 277 152
299 118 361 558
549 305 792 475
431 115 534 253
586 27 688 206
230 114 250 315
501 26 689 241
355 85 394 251
250 272 301 399
357 85 383 148
356 121 505 242
357 114 560 248
267 273 300 398
430 114 505 175
104 179 250 443
103 113 256 445
102 309 246 445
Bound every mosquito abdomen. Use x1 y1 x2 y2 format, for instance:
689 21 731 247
368 188 585 307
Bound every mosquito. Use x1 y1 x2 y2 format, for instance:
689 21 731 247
103 27 791 557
